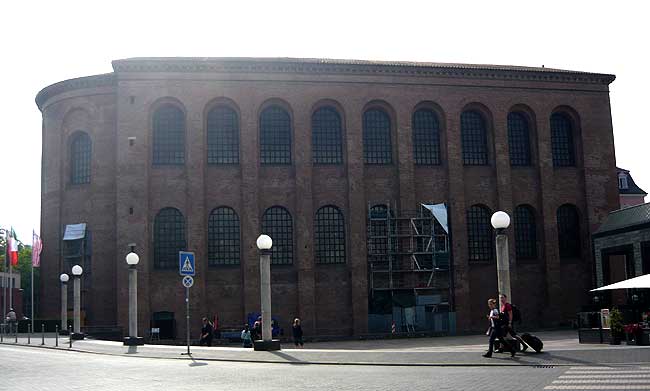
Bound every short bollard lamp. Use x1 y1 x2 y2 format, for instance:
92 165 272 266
59 273 70 335
124 250 144 346
491 211 512 301
71 265 85 340
254 234 280 351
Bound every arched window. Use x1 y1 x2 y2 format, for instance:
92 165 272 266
508 112 532 166
312 106 343 164
363 108 392 164
413 109 441 165
261 206 293 265
70 132 91 184
208 207 240 266
466 205 493 261
550 113 575 167
153 104 185 165
314 206 346 264
514 205 537 260
260 106 292 164
153 208 186 269
557 204 580 258
207 106 239 164
461 110 488 165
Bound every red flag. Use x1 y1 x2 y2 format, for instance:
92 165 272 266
8 233 18 266
32 231 42 267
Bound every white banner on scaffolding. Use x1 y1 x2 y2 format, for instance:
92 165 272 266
421 203 448 233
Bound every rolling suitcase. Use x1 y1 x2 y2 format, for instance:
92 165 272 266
520 333 543 353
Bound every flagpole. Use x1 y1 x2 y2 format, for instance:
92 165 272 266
31 230 35 332
8 227 12 312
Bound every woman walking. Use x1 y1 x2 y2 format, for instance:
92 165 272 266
292 318 304 348
241 324 253 348
483 299 515 358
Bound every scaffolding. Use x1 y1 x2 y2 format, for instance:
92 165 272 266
367 202 452 332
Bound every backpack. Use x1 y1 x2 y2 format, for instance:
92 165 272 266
512 304 522 323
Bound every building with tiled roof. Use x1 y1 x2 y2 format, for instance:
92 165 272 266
617 167 647 208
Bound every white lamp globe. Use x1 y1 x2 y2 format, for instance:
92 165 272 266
60 273 69 283
71 265 83 276
125 252 140 265
491 211 511 229
256 234 273 250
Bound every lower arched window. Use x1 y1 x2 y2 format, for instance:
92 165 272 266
467 205 493 262
261 206 293 265
557 204 580 258
514 205 537 260
208 207 240 266
315 206 346 264
154 208 186 269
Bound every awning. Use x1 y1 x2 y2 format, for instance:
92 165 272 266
421 203 448 233
590 274 650 291
63 223 87 241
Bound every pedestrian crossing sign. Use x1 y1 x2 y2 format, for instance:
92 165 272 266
179 251 195 276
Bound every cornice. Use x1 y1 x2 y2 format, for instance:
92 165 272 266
35 73 116 111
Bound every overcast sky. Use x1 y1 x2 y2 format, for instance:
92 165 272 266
0 0 648 242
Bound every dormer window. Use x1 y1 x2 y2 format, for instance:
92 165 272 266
618 173 629 189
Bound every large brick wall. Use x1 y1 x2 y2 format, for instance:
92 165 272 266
37 58 619 338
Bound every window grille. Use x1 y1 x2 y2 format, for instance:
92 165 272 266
508 112 532 166
557 204 580 258
413 109 441 165
154 208 186 269
153 105 185 165
312 107 343 164
315 206 346 264
261 206 293 265
363 109 392 164
514 205 537 259
70 132 91 184
461 111 488 165
550 113 575 167
207 106 239 164
260 106 292 164
467 205 493 261
208 207 240 266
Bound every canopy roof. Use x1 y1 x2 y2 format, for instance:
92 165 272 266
591 274 650 291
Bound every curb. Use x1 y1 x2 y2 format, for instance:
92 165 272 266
3 342 650 368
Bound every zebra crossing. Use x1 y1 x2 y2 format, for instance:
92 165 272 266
545 366 650 390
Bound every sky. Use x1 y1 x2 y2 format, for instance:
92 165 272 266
0 0 648 242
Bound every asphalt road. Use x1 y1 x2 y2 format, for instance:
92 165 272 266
7 344 650 391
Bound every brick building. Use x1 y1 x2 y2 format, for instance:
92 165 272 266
617 167 647 208
36 57 619 339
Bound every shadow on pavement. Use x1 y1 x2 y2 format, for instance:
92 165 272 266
189 357 209 367
269 350 306 364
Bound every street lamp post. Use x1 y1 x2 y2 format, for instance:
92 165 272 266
124 249 144 346
71 265 84 340
59 274 69 335
491 211 512 300
255 234 280 351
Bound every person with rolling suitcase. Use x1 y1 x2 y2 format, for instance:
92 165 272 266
483 299 516 358
520 332 544 353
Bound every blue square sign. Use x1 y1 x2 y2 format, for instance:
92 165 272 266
179 251 195 276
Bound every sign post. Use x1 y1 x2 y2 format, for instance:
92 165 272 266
179 251 195 356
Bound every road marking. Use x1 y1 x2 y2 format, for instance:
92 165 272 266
545 386 650 390
547 366 650 390
565 371 650 374
560 375 650 378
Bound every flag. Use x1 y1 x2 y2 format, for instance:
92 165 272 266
32 231 42 268
8 229 18 266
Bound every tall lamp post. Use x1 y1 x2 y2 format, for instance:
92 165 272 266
59 274 69 335
71 265 84 340
124 249 144 346
491 211 512 300
255 234 280 351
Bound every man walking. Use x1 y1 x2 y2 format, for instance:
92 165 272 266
6 308 17 335
199 317 214 347
499 294 528 352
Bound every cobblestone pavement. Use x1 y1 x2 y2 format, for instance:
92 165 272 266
544 366 650 390
0 344 567 391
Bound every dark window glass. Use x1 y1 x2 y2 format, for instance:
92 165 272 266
208 207 240 266
153 105 185 165
260 106 292 164
261 207 293 265
70 132 91 184
368 204 395 254
363 109 392 164
154 208 186 269
467 205 493 262
514 205 537 260
312 107 343 164
413 109 441 165
557 204 580 258
550 113 575 167
508 112 532 166
207 106 239 164
315 206 346 264
461 111 488 165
